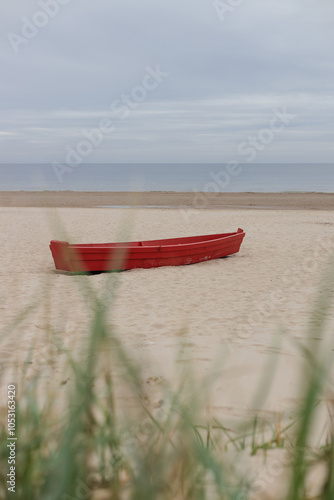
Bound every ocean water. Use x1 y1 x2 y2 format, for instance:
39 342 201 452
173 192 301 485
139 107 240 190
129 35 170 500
0 163 333 192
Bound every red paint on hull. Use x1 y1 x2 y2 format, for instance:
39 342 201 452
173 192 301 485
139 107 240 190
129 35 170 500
50 228 245 273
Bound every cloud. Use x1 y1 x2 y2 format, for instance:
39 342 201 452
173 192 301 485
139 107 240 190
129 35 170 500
0 92 333 163
1 0 333 162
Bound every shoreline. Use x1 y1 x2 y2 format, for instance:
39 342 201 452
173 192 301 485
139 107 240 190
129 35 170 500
0 191 333 210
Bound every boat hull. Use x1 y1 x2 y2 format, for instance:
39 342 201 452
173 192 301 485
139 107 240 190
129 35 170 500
50 228 245 273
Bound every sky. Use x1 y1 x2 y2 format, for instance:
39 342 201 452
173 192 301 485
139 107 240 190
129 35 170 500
1 0 334 163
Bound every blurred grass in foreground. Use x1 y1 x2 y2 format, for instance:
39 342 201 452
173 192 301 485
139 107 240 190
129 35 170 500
0 251 333 500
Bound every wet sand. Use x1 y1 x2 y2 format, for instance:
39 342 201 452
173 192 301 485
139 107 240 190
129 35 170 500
0 190 333 210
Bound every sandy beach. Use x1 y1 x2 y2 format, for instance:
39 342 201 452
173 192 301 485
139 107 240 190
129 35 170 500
1 197 334 413
2 0 334 493
1 196 334 498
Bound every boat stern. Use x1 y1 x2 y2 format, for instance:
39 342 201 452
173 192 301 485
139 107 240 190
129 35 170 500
49 240 71 271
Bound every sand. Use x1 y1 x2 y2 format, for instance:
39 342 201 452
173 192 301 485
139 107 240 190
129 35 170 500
1 202 334 413
1 201 334 498
1 190 334 210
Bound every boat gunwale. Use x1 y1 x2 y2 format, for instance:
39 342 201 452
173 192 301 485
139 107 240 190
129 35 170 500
57 230 245 252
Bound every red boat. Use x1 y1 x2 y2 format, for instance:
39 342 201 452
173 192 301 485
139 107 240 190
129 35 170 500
50 228 245 273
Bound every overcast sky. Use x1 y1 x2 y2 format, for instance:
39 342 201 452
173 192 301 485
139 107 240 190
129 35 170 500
1 0 333 163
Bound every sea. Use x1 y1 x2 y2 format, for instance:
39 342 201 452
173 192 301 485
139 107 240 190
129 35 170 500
0 163 333 193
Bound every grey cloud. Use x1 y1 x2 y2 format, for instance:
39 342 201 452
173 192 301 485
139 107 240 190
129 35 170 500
0 0 333 162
